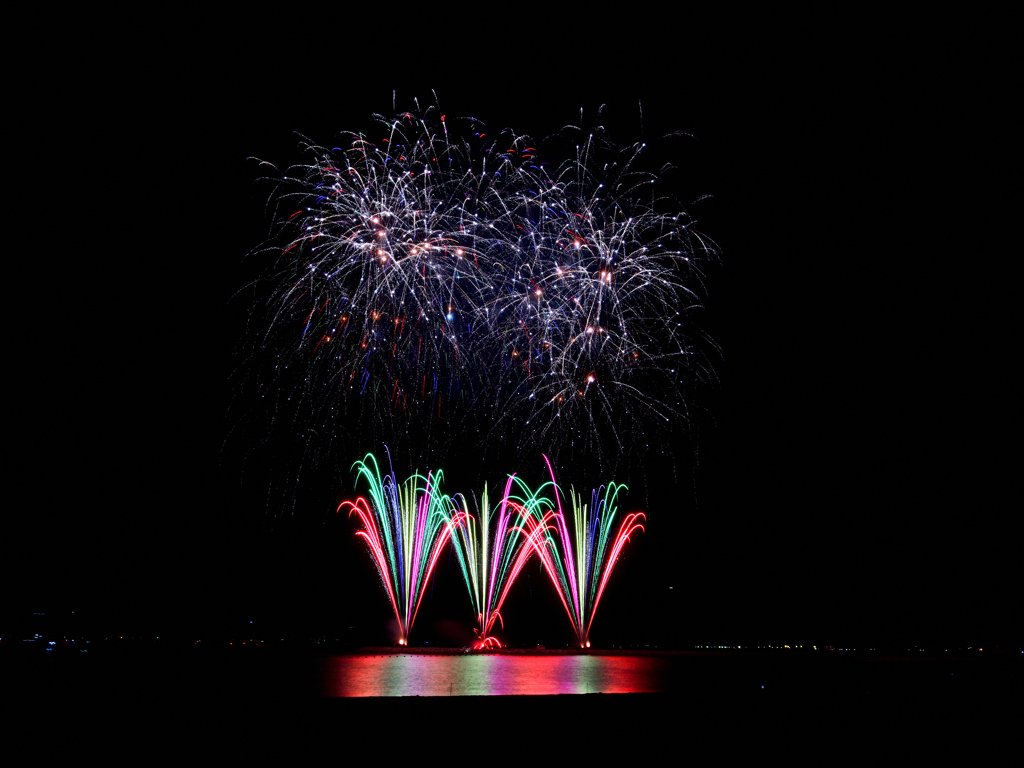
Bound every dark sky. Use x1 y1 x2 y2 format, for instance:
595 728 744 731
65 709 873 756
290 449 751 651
6 15 1016 647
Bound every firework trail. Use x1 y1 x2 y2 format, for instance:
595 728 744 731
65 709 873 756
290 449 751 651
444 475 554 648
245 99 718 468
525 455 645 648
338 450 464 645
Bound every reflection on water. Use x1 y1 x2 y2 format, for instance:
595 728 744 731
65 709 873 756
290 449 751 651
320 654 671 697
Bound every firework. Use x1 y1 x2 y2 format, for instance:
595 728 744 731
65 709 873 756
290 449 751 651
444 475 554 648
470 123 718 457
249 109 517 438
525 455 645 648
246 100 718 466
338 450 463 645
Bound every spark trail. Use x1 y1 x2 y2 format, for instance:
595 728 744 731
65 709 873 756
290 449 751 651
338 450 464 645
525 455 646 648
445 476 554 648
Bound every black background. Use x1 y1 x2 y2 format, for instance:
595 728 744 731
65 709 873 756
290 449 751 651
5 11 1016 650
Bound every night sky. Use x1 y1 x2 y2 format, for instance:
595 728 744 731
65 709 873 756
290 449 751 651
6 15 1016 649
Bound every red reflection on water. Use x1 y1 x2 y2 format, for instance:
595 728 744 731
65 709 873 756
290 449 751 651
320 654 668 697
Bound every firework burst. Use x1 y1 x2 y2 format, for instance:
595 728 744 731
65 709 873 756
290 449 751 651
243 99 718 472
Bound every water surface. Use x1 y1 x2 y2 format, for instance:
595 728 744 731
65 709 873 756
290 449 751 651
319 654 671 697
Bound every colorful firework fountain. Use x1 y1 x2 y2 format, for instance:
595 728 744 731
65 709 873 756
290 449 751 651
526 456 646 648
338 451 464 645
444 476 554 649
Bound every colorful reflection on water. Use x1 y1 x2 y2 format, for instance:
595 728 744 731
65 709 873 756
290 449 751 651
320 654 671 697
